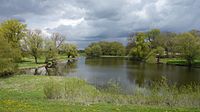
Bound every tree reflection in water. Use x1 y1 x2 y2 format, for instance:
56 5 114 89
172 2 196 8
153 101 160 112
45 59 77 76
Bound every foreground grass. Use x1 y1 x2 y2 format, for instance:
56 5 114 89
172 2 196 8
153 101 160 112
0 75 199 112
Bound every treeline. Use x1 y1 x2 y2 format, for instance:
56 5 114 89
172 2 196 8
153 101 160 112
85 29 200 66
85 41 125 57
0 19 78 76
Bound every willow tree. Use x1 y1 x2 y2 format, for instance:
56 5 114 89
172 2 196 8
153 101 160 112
129 32 151 61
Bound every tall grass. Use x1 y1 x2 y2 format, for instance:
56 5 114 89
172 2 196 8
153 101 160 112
43 76 200 108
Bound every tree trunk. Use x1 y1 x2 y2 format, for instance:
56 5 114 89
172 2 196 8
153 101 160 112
166 49 169 58
187 59 192 67
157 55 160 64
34 56 38 64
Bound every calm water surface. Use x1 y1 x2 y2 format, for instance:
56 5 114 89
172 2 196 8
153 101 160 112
25 57 200 92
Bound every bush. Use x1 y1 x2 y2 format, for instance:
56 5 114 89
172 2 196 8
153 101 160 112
43 79 63 99
43 78 100 103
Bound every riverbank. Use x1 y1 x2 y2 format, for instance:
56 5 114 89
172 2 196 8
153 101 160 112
0 75 199 111
18 55 200 70
160 58 200 67
100 56 200 67
17 55 70 69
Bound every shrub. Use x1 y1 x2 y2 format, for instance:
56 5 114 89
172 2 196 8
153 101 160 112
43 78 100 103
43 78 63 99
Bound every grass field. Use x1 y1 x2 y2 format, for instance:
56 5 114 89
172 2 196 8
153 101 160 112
0 75 199 112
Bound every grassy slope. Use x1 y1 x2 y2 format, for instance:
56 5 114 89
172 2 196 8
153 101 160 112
0 75 199 112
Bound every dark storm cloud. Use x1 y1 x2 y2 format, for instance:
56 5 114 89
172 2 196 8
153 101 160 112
0 0 200 48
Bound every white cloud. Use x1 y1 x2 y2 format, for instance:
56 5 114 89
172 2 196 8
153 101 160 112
44 18 84 29
0 0 200 48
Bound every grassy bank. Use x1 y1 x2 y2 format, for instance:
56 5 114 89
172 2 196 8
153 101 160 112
160 58 200 66
0 75 200 111
17 55 69 69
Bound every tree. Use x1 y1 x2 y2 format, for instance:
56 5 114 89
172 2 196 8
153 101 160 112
85 44 102 57
0 36 17 76
147 29 160 43
61 43 78 58
95 41 126 56
98 41 111 55
155 46 165 63
190 29 200 37
22 30 43 64
109 42 125 56
175 32 200 66
154 32 177 57
128 32 151 61
51 32 65 50
0 19 26 61
44 39 58 63
0 19 26 76
44 32 65 63
126 33 136 55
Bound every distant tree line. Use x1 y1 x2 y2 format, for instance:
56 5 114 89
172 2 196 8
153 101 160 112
85 41 125 57
85 29 200 66
127 29 200 65
0 19 78 76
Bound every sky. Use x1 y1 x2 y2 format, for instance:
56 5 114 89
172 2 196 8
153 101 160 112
0 0 200 49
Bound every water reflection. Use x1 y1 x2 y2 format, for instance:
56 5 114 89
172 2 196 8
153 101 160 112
85 57 125 67
46 59 77 76
22 59 77 76
22 57 200 92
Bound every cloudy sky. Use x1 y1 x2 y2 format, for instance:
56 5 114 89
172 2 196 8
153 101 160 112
0 0 200 49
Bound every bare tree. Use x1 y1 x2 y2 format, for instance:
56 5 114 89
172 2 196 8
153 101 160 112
51 33 65 49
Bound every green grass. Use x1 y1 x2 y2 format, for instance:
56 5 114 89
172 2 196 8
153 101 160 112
0 75 200 111
17 57 46 69
17 55 69 69
160 58 200 66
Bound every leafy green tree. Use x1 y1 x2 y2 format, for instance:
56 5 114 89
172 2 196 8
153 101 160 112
85 44 102 57
129 32 150 61
0 19 26 61
96 41 125 56
154 46 165 63
61 43 78 58
154 32 177 57
190 29 200 37
22 30 44 64
44 39 58 63
98 41 111 55
44 32 65 63
147 29 160 43
126 33 136 55
175 32 200 66
109 42 125 56
0 19 26 76
0 36 17 76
